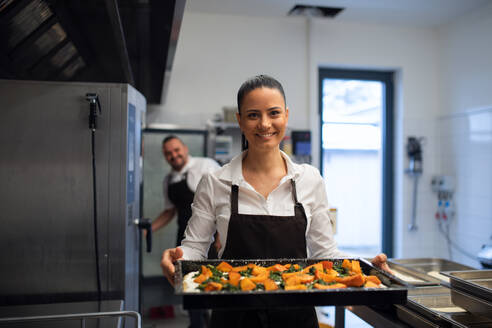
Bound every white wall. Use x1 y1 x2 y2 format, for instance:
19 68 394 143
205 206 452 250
308 18 443 259
148 4 492 263
148 12 308 129
436 2 492 267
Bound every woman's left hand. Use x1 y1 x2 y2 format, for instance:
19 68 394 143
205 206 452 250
371 253 394 275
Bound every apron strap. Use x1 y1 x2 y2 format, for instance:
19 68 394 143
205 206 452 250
231 184 239 215
290 179 299 204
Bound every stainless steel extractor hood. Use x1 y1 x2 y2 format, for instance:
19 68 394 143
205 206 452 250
0 0 185 104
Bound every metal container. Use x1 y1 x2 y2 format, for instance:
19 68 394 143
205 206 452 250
175 258 409 310
441 270 492 318
390 258 474 283
398 285 492 327
394 305 441 328
387 260 441 286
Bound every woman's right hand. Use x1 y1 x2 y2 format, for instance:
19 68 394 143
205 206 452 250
160 247 184 285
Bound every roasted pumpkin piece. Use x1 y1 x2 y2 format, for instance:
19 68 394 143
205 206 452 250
194 274 208 284
284 284 307 290
321 261 333 271
365 275 382 285
341 259 352 271
251 265 267 276
250 272 269 283
216 261 233 272
284 275 301 286
316 270 337 283
240 278 256 291
314 283 347 289
335 273 365 287
298 274 315 284
228 271 241 286
267 264 288 272
364 281 380 288
204 282 223 291
281 271 301 280
231 265 248 272
263 278 279 291
284 264 292 269
194 265 213 283
351 260 362 274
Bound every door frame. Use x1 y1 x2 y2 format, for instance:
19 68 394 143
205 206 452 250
318 68 394 257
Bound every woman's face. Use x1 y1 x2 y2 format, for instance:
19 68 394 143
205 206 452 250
236 87 289 152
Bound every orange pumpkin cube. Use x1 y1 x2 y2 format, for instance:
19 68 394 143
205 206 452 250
365 275 382 285
263 278 279 291
204 282 223 291
216 261 233 272
228 271 241 286
284 284 307 290
240 278 256 291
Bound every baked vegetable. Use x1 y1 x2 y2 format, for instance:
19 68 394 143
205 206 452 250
184 260 384 293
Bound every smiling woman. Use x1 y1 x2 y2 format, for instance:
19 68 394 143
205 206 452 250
160 74 392 328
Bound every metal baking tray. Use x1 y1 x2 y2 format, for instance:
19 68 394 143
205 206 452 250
389 258 474 284
399 285 492 327
394 305 441 328
441 270 492 303
174 258 409 310
387 260 441 286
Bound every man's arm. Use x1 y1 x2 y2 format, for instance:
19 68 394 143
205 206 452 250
151 207 177 232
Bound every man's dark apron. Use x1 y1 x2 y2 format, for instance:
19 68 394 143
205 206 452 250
210 179 319 328
167 172 194 246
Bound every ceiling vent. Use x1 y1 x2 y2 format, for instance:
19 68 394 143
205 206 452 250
288 5 344 18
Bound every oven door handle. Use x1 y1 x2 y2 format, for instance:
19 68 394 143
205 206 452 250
134 218 152 252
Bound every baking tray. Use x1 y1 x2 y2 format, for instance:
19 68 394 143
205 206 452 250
174 258 409 310
394 305 441 328
400 285 492 327
389 258 474 284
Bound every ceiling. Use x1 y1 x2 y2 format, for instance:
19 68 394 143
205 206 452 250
185 0 490 27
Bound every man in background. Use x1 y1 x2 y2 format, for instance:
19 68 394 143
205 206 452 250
153 135 220 328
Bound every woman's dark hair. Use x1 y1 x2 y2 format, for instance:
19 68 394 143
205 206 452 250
237 75 287 150
237 74 286 113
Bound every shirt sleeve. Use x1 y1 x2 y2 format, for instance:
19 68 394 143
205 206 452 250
180 173 217 260
305 168 349 258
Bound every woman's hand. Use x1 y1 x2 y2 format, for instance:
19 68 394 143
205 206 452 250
160 247 184 285
371 253 394 275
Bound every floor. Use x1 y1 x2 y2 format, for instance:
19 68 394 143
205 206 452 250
142 306 372 328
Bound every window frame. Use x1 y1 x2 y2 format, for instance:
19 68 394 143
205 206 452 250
318 67 395 257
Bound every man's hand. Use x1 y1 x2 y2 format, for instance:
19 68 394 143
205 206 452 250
161 247 184 285
371 253 394 275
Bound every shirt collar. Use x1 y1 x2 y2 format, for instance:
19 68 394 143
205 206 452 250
217 150 300 185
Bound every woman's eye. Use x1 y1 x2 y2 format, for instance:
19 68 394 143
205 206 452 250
247 113 258 118
270 110 280 116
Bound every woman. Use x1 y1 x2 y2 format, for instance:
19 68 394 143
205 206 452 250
161 74 391 328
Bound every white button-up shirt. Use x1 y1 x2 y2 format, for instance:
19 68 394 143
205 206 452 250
181 151 346 260
163 156 220 210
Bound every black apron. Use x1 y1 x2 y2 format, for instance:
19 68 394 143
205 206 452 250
210 179 319 328
167 172 194 246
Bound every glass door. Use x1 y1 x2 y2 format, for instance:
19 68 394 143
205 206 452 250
141 129 207 277
319 68 394 257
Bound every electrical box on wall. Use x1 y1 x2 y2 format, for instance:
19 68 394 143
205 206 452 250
431 175 455 193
